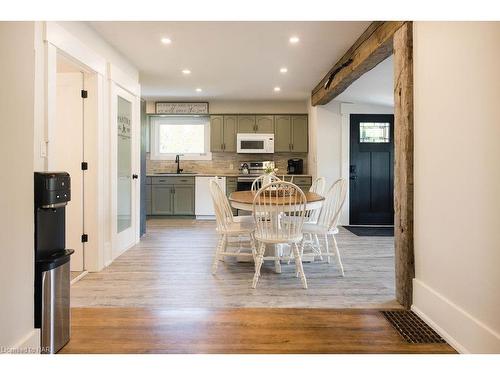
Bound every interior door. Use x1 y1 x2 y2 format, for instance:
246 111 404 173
112 85 139 256
349 114 394 225
53 72 85 271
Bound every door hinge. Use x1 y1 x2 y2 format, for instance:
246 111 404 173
81 234 88 243
81 90 88 98
81 162 88 170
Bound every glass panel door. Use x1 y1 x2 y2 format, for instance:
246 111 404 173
117 95 132 233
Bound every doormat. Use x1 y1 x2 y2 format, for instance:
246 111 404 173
381 310 446 344
343 226 394 237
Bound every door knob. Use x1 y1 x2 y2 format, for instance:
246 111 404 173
350 175 358 181
132 174 138 179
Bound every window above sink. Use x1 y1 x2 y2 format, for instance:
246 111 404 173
150 116 212 161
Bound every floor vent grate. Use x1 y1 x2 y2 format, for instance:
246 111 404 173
381 310 446 344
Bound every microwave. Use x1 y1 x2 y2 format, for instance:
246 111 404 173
236 133 274 153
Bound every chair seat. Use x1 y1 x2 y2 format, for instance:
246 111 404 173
255 233 303 244
302 223 339 235
233 215 254 224
218 220 255 235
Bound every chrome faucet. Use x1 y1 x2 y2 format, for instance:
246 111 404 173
175 154 183 174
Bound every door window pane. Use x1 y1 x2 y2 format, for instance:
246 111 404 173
359 122 390 143
117 96 132 233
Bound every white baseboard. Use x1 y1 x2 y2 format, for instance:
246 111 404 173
412 279 500 353
7 329 40 354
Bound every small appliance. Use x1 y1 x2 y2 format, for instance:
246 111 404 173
236 133 274 153
34 172 74 354
287 158 304 175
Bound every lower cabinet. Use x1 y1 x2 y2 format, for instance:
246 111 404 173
172 185 195 215
149 177 195 216
226 177 238 216
151 185 174 215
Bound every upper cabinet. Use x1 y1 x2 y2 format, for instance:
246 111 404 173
210 115 224 152
255 115 274 133
237 115 274 133
237 115 256 133
291 115 308 153
211 113 307 153
274 115 308 153
210 115 237 152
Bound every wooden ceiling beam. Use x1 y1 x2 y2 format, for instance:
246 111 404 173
311 21 406 106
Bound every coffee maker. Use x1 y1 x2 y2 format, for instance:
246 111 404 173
34 172 74 353
287 158 304 175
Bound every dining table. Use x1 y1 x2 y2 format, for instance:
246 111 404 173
228 190 325 272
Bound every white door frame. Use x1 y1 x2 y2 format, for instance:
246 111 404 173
110 82 141 259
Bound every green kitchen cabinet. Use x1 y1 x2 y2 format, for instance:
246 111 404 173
150 176 195 216
291 115 308 152
255 115 274 133
210 115 224 152
210 115 237 152
151 185 174 215
237 115 274 133
145 180 152 216
274 115 292 152
226 176 238 215
223 116 237 152
172 185 195 215
237 115 256 133
273 114 308 152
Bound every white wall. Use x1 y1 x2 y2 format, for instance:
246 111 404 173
56 22 139 82
412 22 500 353
146 99 308 114
308 99 393 224
0 22 38 350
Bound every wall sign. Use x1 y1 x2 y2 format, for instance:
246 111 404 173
156 102 209 115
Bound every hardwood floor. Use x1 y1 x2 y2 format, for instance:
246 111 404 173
60 307 456 354
71 218 399 308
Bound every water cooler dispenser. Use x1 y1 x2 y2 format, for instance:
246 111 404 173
34 172 74 353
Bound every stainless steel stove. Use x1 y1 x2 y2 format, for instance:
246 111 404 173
237 161 275 189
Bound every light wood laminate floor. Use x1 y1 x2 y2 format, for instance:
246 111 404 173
71 218 399 309
60 308 455 354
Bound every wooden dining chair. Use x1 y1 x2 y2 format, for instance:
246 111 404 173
251 174 281 192
209 179 257 275
252 181 308 289
307 177 326 223
302 178 347 275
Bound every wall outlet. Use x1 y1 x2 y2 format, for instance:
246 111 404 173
229 163 234 170
40 140 48 158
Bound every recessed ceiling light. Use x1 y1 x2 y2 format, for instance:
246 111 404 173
280 67 288 73
195 88 202 92
161 37 172 45
182 69 191 75
274 87 281 92
289 36 300 44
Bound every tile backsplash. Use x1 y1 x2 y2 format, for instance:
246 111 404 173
146 152 308 175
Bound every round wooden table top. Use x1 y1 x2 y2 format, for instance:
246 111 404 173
229 190 325 205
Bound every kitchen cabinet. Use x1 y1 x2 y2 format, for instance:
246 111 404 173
210 115 237 152
255 115 274 133
282 175 312 192
226 176 238 215
145 178 152 215
237 115 256 133
273 115 308 152
210 115 224 152
173 185 195 215
150 176 195 216
237 115 274 133
151 185 174 215
274 115 292 152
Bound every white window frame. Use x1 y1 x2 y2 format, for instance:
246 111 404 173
150 116 212 161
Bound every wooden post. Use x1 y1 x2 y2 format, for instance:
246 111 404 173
393 22 414 309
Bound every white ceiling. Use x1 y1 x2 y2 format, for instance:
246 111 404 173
335 55 394 107
89 21 370 101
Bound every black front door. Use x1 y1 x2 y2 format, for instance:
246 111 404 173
349 114 394 225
